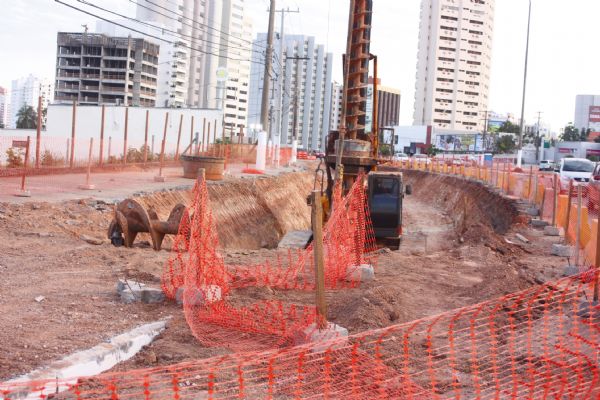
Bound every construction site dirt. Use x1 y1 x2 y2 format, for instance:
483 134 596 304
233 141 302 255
0 168 569 380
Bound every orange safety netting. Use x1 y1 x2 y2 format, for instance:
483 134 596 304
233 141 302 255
162 174 377 349
4 272 599 399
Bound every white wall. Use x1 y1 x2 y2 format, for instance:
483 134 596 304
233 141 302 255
46 105 223 161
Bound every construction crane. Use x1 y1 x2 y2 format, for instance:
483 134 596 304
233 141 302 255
317 0 411 248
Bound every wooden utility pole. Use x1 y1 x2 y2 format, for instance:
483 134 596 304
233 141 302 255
312 190 327 329
143 110 149 165
175 113 183 161
260 0 277 135
189 115 194 155
35 96 42 168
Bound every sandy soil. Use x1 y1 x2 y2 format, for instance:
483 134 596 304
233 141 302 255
0 171 568 380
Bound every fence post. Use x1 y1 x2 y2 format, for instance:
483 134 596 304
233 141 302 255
35 96 42 168
151 134 155 160
108 136 112 162
213 120 218 157
312 190 327 329
15 136 32 197
552 174 558 227
154 112 168 182
575 185 582 266
99 104 105 167
506 164 511 194
202 118 207 154
143 110 149 166
206 121 211 155
565 179 574 239
189 115 194 155
175 113 183 161
527 166 533 199
79 138 95 190
70 101 76 168
594 210 600 301
66 138 70 167
122 107 129 164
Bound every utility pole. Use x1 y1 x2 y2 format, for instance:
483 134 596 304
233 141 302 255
535 111 543 162
260 0 277 136
518 0 532 164
273 8 299 145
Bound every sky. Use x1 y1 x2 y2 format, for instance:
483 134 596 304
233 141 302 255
1 0 599 133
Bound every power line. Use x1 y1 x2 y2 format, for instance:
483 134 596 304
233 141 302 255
54 0 265 66
133 0 264 49
78 0 263 57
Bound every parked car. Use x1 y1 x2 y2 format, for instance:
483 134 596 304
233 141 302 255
558 158 595 183
393 152 409 162
539 160 554 171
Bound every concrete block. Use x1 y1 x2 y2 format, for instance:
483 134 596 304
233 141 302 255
176 285 222 306
345 264 375 283
141 287 166 304
153 175 166 182
576 301 600 319
563 265 579 277
293 322 349 352
551 244 574 257
544 226 560 236
531 219 549 228
526 207 540 216
14 190 31 198
117 279 145 293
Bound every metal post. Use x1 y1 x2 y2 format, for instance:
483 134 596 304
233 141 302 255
575 185 582 267
79 138 95 190
175 113 183 161
594 211 600 301
99 104 105 167
372 55 379 158
143 110 149 165
156 112 168 180
35 96 42 168
518 0 532 151
312 190 327 329
70 101 76 168
122 107 129 164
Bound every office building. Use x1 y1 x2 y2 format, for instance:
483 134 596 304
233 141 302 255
9 75 53 128
330 82 343 131
366 77 401 130
248 34 333 151
413 0 495 132
0 87 7 128
574 95 600 132
54 32 159 107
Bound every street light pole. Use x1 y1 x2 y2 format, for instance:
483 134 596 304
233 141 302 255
518 0 532 167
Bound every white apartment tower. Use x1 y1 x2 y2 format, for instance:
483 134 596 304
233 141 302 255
136 0 252 130
9 75 54 129
413 0 495 132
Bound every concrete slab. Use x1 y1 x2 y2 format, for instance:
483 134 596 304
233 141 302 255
563 265 579 277
551 244 574 257
153 175 167 182
576 301 600 319
141 287 166 304
531 219 549 228
345 264 375 283
526 207 540 216
1 320 168 399
176 285 222 306
544 226 560 236
278 230 313 249
293 322 349 353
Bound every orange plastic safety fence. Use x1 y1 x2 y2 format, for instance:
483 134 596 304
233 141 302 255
3 272 599 399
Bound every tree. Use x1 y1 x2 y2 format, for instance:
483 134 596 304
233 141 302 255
559 122 588 142
16 105 38 129
425 145 441 156
499 120 521 134
495 135 516 154
6 148 23 168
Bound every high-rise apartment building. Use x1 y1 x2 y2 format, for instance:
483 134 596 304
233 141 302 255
248 34 333 151
96 21 189 108
9 75 53 128
54 33 159 107
0 87 7 128
135 0 253 130
330 82 344 131
574 95 600 132
413 0 495 132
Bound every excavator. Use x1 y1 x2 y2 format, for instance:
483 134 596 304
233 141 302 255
315 0 410 249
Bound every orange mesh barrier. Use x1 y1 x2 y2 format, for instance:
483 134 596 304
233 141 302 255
3 272 600 399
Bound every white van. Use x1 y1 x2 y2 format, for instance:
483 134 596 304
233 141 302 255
558 158 595 183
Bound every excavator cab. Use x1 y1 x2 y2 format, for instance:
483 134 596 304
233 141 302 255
367 171 410 249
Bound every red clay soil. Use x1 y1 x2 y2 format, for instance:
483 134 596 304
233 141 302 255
0 170 568 380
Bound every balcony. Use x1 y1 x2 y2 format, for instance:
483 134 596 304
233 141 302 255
57 71 80 79
101 86 127 94
102 74 126 82
81 73 100 79
56 83 79 91
58 61 80 69
80 95 99 104
80 84 100 91
55 94 78 102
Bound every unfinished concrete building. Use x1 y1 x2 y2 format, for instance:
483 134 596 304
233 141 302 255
54 32 160 107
